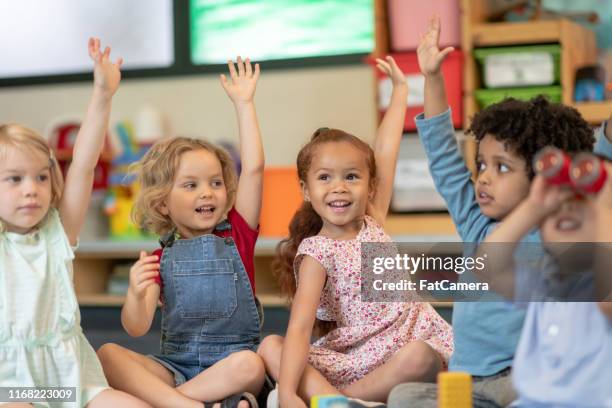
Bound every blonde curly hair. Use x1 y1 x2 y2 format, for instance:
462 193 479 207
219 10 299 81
0 124 64 233
131 137 238 236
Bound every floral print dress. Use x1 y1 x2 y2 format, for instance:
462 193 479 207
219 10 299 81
295 215 454 389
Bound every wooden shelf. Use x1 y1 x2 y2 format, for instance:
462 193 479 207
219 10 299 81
77 293 126 307
462 0 598 126
75 214 460 259
573 101 612 125
471 20 565 46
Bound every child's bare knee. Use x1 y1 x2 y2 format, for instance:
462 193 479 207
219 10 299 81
97 342 123 365
394 341 440 381
228 351 265 385
257 335 283 361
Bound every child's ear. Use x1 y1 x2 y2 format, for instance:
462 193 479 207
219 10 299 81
159 201 169 216
300 180 310 202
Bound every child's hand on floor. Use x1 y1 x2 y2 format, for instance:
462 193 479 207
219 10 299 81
128 251 160 300
88 37 123 97
220 56 260 106
375 55 407 90
417 15 454 76
525 175 575 219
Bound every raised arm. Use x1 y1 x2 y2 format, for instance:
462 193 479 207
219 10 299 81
415 16 489 240
478 176 573 298
121 251 161 336
60 38 122 245
418 15 454 119
278 256 327 408
370 56 408 223
220 57 264 229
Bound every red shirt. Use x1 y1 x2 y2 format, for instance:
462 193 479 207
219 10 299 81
152 208 258 296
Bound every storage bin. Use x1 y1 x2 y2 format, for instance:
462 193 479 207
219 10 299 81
260 167 303 237
474 45 561 88
375 51 463 131
474 86 562 108
388 0 461 51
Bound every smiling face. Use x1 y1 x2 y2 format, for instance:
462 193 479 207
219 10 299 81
475 134 531 220
161 149 228 238
302 141 372 239
0 146 52 234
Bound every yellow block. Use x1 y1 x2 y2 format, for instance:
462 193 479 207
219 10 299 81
438 371 472 408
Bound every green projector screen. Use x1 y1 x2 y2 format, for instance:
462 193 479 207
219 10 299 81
190 0 374 64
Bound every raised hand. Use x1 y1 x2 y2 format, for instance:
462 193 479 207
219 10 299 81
127 251 160 300
417 15 454 76
376 55 407 89
220 56 260 106
88 37 123 96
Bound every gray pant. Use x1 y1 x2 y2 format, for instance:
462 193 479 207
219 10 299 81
387 368 516 408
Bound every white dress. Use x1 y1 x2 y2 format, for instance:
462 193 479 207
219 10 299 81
0 209 109 407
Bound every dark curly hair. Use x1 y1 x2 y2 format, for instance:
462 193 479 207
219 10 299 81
467 96 595 178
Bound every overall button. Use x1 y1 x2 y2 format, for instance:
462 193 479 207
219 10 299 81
547 324 559 336
225 237 234 245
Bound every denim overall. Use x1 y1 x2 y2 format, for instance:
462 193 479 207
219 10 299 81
150 220 262 384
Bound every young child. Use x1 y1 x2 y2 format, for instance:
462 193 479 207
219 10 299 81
0 40 149 407
388 16 612 408
257 56 454 408
477 155 612 407
96 58 265 408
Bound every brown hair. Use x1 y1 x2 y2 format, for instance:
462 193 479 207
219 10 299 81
273 128 376 336
131 137 237 236
0 124 64 233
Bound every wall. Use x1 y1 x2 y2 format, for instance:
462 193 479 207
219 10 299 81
0 65 378 166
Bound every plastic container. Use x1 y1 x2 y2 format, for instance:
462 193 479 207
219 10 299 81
474 45 561 88
474 86 562 108
260 167 303 237
375 51 463 131
388 0 461 51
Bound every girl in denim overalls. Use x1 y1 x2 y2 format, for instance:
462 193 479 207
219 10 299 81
98 58 265 408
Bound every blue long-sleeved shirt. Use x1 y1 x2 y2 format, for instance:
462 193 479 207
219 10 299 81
415 109 612 376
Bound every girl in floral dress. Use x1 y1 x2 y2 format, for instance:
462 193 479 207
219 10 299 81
257 57 453 408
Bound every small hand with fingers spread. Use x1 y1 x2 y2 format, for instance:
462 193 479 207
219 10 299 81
417 15 454 76
220 56 260 106
376 55 407 90
88 37 123 97
128 251 160 300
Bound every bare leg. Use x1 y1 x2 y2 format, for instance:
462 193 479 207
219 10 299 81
176 350 265 403
1 404 33 407
86 389 152 408
257 335 339 404
341 341 443 402
97 343 202 408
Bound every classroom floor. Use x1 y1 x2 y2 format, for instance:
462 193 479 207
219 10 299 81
81 306 452 354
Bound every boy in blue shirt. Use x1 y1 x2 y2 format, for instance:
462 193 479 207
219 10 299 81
480 158 612 407
388 16 612 408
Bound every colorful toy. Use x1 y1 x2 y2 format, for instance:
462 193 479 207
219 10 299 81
533 146 572 185
438 371 472 408
570 152 608 194
534 147 608 194
104 121 150 239
47 120 111 191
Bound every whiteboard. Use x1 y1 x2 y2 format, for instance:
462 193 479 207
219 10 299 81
0 0 174 78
